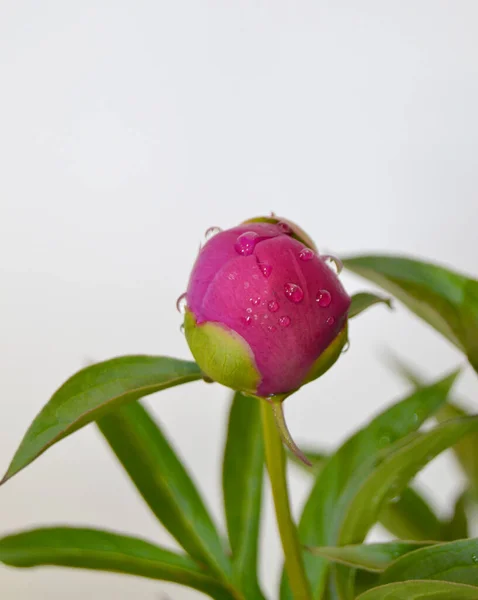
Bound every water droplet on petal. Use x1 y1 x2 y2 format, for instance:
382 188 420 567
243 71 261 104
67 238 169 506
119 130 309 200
342 340 350 354
267 325 277 332
326 316 335 326
258 262 272 278
179 323 185 334
316 289 332 307
250 296 261 306
279 315 291 327
278 221 292 234
299 248 315 261
268 300 279 313
243 315 253 326
284 283 304 303
234 231 259 256
204 226 222 240
176 293 187 313
246 307 253 314
322 254 343 274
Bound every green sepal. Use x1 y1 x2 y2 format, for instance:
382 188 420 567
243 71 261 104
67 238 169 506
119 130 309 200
184 310 261 394
304 322 348 385
243 215 318 252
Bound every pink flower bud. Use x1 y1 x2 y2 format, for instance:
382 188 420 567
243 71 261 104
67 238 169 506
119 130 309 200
182 217 351 398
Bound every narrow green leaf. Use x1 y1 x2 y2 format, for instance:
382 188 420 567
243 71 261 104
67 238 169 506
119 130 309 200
442 490 469 541
357 580 478 599
381 538 478 586
348 292 392 319
378 485 443 541
388 354 478 502
343 254 478 373
280 371 458 600
222 393 265 599
1 356 202 484
436 403 478 500
331 564 356 600
309 541 436 573
340 417 478 546
288 448 443 541
97 400 231 581
0 527 238 600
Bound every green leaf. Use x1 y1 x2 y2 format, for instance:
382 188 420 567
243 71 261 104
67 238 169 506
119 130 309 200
442 490 469 541
1 356 202 485
288 447 441 541
378 485 443 541
340 417 478 546
381 538 478 586
348 292 392 319
222 392 265 599
357 580 478 599
388 354 478 502
280 371 458 600
309 541 436 573
436 403 478 500
97 400 231 581
0 527 238 600
343 254 478 372
331 564 356 600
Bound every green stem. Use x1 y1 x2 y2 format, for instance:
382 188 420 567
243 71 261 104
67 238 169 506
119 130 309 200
260 400 312 600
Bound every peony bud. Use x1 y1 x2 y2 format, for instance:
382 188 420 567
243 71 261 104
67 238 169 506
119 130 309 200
183 217 350 393
181 216 351 462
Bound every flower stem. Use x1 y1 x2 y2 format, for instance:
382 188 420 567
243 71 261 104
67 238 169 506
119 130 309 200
260 400 312 600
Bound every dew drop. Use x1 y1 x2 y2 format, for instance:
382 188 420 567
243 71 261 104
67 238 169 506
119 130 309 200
176 293 187 313
379 433 392 447
316 289 332 307
472 553 478 564
389 495 401 504
250 296 261 306
277 221 292 234
284 283 304 303
279 315 291 327
179 323 185 334
234 231 259 256
322 254 343 274
204 226 222 240
299 248 314 261
342 340 350 354
326 316 335 326
246 307 253 314
268 300 279 313
258 262 272 278
242 315 253 326
267 325 277 332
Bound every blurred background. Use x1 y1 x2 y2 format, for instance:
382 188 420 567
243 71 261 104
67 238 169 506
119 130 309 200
1 2 478 598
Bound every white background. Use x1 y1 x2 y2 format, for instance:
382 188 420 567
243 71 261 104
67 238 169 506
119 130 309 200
1 2 478 598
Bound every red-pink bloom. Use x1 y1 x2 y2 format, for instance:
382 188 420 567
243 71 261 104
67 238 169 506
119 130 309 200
184 218 351 397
